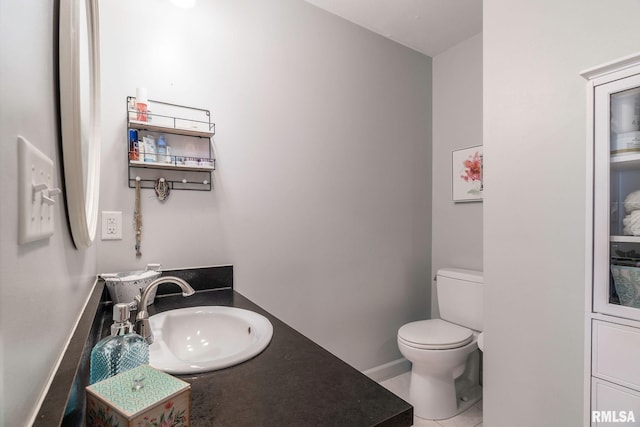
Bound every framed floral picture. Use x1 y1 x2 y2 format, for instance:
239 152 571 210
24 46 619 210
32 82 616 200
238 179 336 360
452 145 483 202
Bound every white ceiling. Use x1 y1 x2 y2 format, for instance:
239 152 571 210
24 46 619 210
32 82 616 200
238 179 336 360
303 0 482 57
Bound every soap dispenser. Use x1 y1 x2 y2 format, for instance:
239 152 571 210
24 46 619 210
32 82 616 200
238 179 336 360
90 303 149 384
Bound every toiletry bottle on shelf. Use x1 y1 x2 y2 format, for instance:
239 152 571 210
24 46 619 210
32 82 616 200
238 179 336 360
89 303 149 384
136 87 148 122
129 129 139 161
128 97 137 121
143 135 156 162
157 135 170 163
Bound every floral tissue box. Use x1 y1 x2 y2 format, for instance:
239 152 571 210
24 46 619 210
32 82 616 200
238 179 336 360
86 364 190 427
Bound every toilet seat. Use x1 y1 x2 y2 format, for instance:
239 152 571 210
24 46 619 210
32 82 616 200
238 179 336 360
398 319 473 350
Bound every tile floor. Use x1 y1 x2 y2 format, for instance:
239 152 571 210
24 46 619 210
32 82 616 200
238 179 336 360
379 372 483 427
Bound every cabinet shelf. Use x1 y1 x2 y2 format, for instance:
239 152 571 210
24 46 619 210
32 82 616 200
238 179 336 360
128 120 214 138
129 159 215 172
611 153 640 171
610 235 640 243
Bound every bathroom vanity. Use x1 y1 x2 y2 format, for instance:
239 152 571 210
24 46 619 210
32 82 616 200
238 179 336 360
33 266 412 426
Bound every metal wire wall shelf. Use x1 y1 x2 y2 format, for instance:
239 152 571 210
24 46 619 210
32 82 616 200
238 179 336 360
126 97 216 191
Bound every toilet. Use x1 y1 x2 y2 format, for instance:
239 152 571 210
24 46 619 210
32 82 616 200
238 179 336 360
397 268 483 420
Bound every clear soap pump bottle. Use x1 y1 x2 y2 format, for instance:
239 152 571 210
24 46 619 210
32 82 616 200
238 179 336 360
90 303 149 384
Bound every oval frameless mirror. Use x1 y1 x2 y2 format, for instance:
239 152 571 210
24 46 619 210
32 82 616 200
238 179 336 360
59 0 101 248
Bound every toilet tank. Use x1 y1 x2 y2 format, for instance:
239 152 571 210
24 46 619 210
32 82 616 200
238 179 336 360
436 268 483 331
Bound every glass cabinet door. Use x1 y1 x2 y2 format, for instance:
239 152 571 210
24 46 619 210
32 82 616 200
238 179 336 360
594 73 640 320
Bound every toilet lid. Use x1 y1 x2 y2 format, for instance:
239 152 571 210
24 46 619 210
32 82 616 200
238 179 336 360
398 319 473 350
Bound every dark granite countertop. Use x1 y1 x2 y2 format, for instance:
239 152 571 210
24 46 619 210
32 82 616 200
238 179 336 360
147 290 412 426
35 266 412 426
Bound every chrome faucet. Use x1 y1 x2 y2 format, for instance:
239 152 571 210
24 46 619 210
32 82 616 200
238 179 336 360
135 276 196 344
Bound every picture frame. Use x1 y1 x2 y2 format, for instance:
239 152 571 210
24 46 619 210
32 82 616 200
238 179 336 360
452 145 483 202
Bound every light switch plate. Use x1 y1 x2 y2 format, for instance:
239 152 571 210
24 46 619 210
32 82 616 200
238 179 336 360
18 136 55 244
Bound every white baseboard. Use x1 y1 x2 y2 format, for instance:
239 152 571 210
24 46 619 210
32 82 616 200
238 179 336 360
362 357 411 382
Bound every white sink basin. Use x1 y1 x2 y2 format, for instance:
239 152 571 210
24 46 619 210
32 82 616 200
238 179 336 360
148 306 273 374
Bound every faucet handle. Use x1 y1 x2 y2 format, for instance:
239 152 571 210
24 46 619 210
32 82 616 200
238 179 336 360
131 287 146 311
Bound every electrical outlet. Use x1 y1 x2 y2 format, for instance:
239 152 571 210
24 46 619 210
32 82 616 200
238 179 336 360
101 211 122 240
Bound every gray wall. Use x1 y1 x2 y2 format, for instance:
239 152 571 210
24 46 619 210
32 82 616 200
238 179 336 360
484 0 640 425
431 33 483 317
0 1 98 425
98 0 433 372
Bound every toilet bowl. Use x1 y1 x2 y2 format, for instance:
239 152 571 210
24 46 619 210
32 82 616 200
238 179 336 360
397 268 483 420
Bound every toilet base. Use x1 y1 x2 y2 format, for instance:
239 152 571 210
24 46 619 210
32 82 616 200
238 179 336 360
410 350 482 420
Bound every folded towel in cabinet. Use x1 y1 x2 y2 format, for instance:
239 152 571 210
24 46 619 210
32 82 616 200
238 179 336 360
624 190 640 213
623 210 640 235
